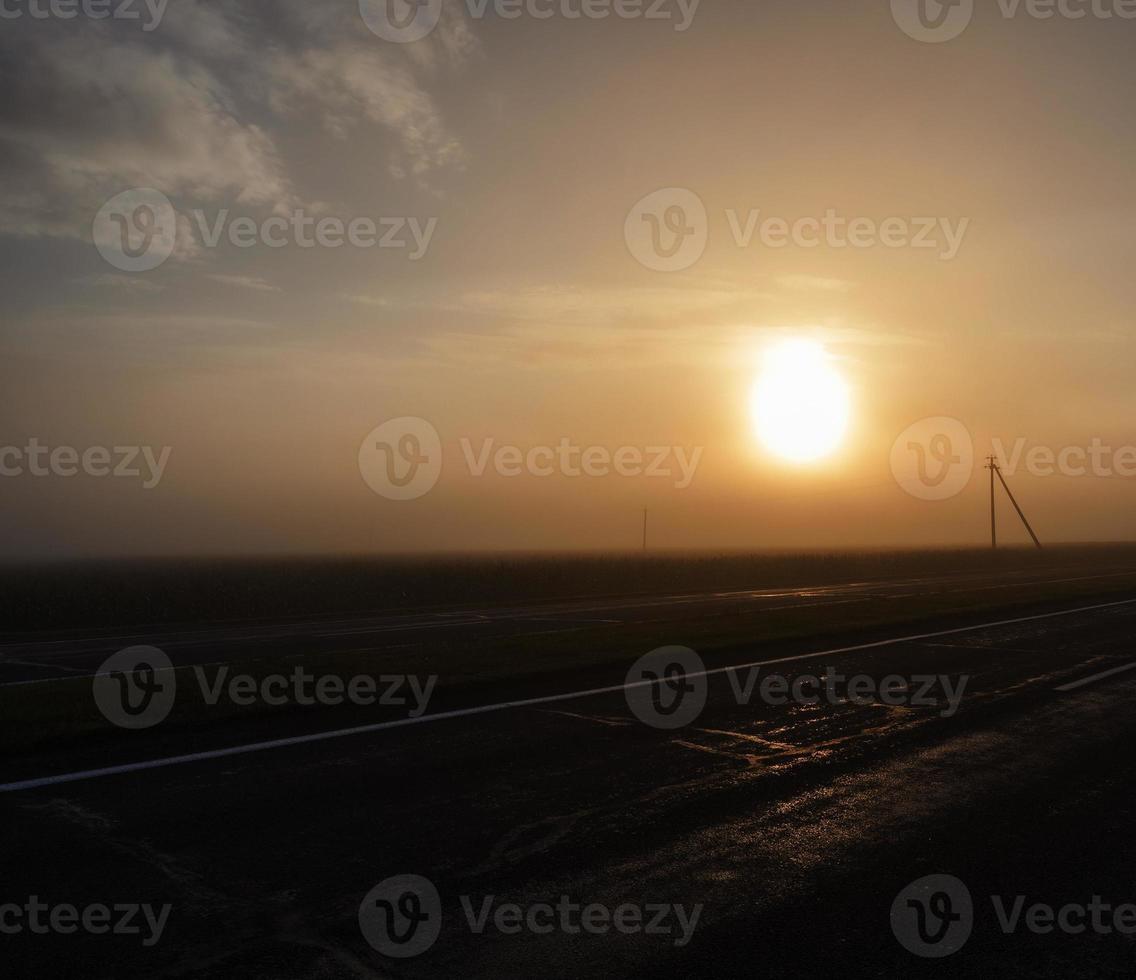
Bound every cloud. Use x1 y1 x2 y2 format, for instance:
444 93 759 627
346 295 392 308
446 284 773 324
349 280 929 372
78 274 166 295
207 275 281 293
0 29 292 241
0 0 470 249
412 319 752 371
266 46 465 183
405 318 929 375
403 4 481 70
776 274 853 292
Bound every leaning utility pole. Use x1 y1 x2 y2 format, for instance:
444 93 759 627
985 455 1042 550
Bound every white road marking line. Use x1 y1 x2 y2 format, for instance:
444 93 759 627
541 709 630 728
3 659 90 674
2 597 1135 795
1054 661 1136 692
0 659 221 689
917 642 1038 655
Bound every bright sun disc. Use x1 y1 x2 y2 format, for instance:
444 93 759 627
751 340 850 463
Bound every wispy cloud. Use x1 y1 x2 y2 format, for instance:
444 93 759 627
0 32 292 242
0 0 472 249
267 46 465 183
776 274 853 292
78 274 165 295
444 284 773 324
207 274 281 293
346 294 392 308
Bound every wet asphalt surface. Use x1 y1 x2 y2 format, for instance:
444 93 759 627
5 581 1136 977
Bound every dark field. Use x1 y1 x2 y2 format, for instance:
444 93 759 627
5 544 1135 633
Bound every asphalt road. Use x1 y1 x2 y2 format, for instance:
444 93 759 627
6 574 1136 977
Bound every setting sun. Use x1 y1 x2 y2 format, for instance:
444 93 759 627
751 340 851 463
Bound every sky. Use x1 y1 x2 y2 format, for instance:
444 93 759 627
2 0 1135 558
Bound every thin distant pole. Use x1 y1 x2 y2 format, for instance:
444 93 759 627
642 508 648 552
987 455 997 550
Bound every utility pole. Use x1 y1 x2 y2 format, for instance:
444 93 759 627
642 508 648 551
986 455 998 550
985 455 1042 551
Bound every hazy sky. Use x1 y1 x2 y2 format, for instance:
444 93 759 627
3 0 1135 558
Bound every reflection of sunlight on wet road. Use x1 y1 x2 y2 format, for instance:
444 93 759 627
544 696 919 768
669 702 915 768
